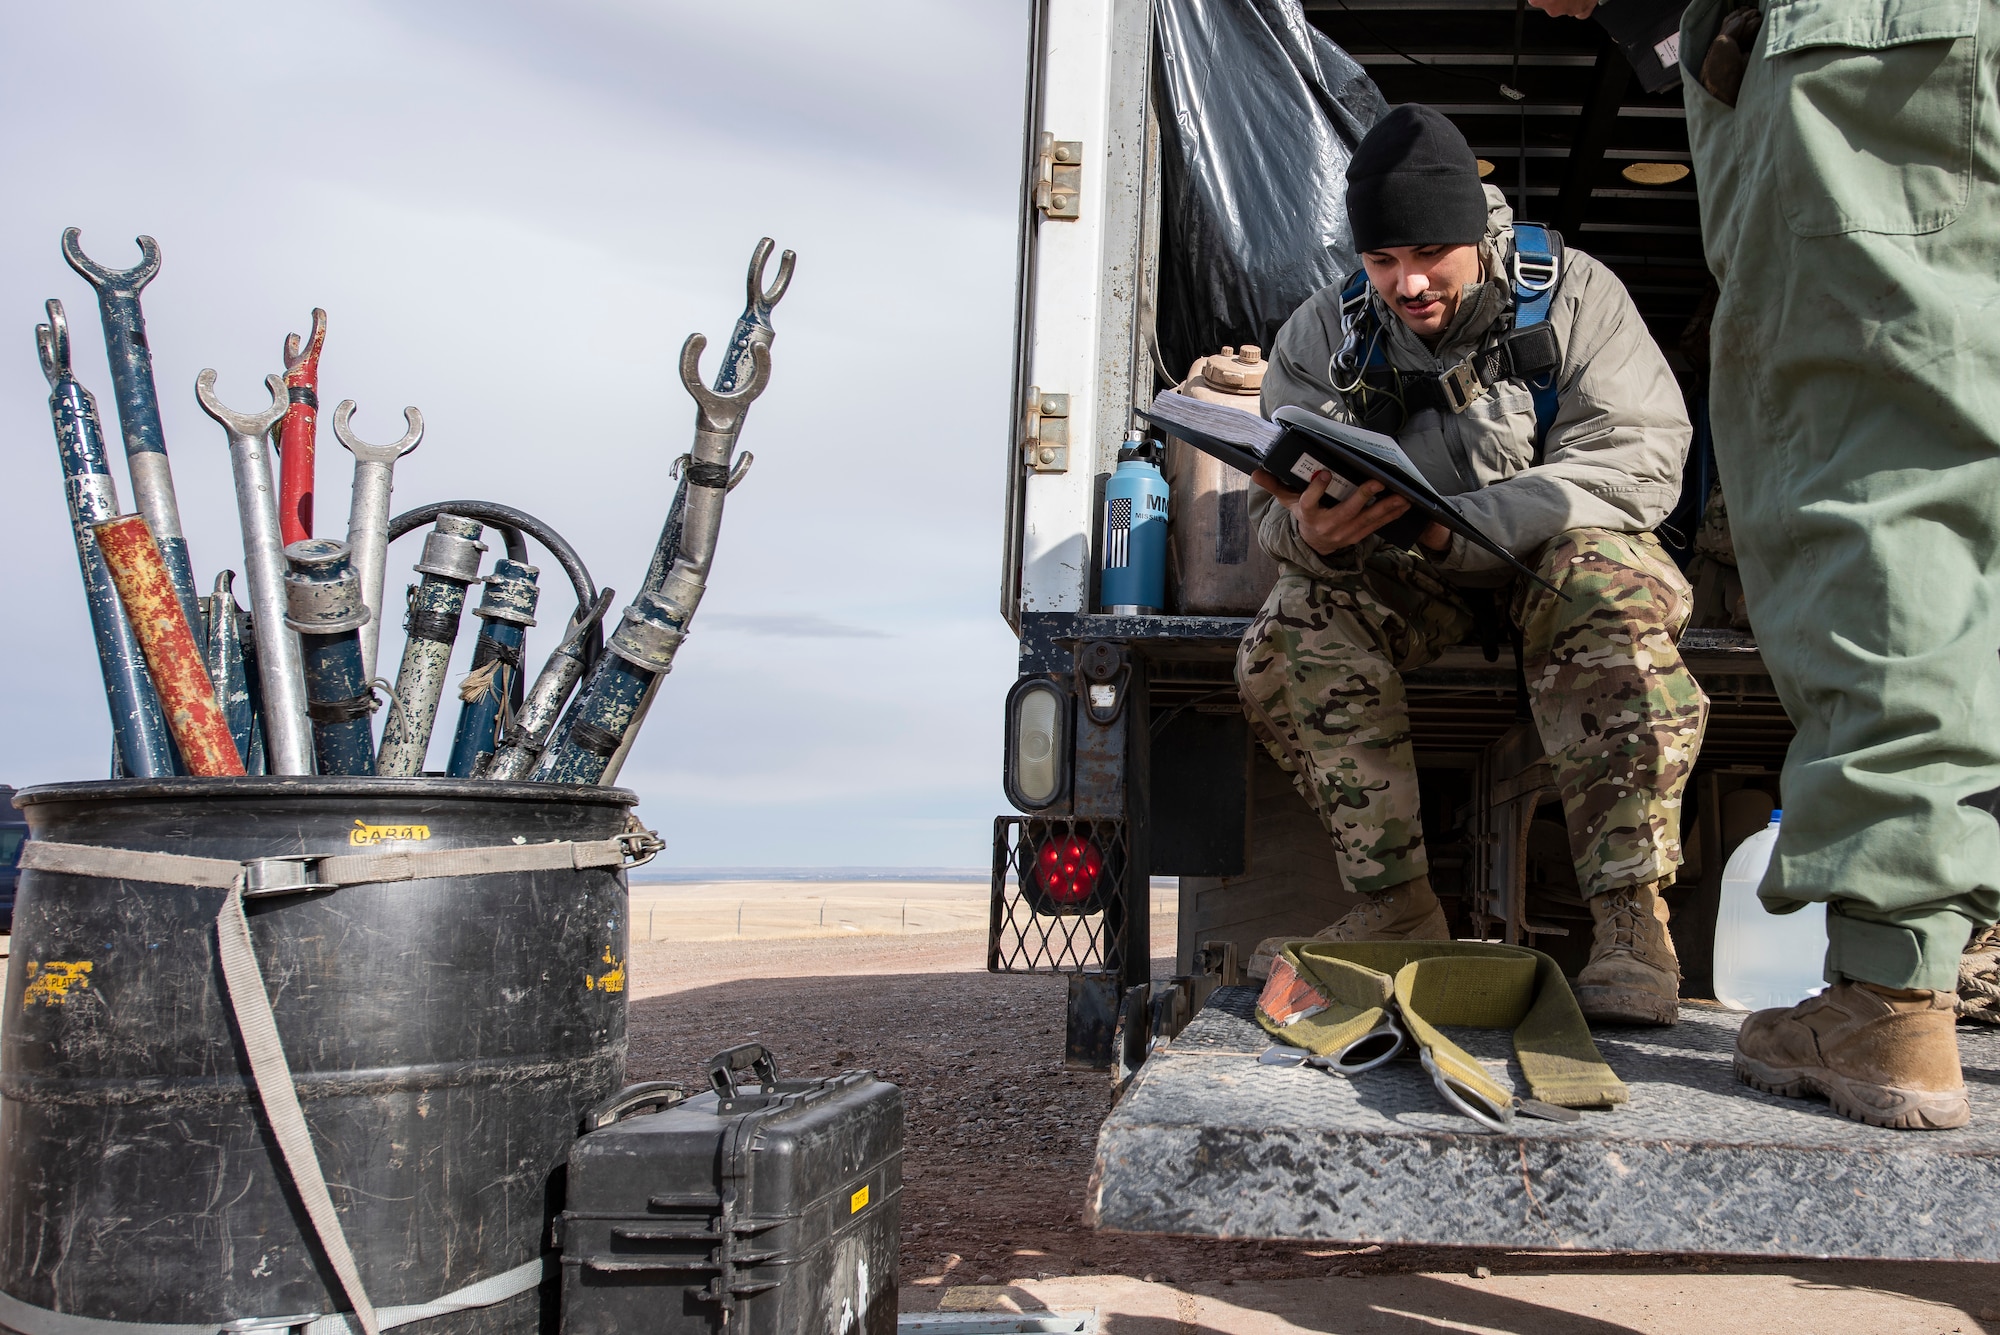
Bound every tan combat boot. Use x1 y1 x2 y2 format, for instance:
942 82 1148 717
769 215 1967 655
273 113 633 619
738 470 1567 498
1248 875 1450 979
1574 879 1681 1026
1734 981 1968 1130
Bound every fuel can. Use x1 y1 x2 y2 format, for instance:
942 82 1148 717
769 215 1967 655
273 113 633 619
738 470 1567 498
1100 442 1169 614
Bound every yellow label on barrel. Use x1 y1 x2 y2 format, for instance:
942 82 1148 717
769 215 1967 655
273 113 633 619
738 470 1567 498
23 961 93 1008
849 1185 870 1214
350 820 432 846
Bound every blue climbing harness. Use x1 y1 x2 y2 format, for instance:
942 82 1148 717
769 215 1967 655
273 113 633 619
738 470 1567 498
1331 223 1566 458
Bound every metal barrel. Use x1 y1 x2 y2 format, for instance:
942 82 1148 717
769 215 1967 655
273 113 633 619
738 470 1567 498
284 540 377 776
61 230 204 653
204 572 255 770
534 591 686 785
199 371 313 775
487 589 615 781
276 309 327 546
2 777 636 1333
94 516 245 777
37 300 177 778
377 516 487 778
446 560 539 779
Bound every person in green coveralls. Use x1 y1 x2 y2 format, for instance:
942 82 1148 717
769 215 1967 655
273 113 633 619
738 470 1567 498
1536 0 1998 1130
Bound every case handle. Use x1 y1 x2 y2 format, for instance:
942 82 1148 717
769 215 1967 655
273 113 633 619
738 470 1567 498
582 1081 688 1131
707 1043 779 1097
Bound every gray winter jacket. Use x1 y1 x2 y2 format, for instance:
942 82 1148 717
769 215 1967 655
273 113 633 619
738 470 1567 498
1255 187 1691 584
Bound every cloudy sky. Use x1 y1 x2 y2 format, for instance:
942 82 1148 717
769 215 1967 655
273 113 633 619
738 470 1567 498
0 2 1028 867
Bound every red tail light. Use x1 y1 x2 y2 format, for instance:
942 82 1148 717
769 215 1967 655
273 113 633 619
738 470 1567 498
1036 836 1104 907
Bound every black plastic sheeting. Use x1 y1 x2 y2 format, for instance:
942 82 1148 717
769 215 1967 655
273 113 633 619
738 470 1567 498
1152 0 1387 382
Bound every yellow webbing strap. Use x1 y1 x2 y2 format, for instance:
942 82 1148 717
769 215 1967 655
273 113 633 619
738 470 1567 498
1255 940 1628 1110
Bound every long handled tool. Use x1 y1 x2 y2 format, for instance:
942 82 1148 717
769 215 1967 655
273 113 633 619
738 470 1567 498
284 539 377 776
198 370 313 775
599 239 793 784
487 588 616 781
276 308 327 546
333 400 423 687
94 515 245 777
376 515 487 777
537 335 770 785
204 571 258 771
62 229 204 654
38 299 177 777
446 559 539 778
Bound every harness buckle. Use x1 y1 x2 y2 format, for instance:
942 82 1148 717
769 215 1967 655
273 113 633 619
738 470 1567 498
1512 249 1559 295
1438 361 1487 413
240 856 332 897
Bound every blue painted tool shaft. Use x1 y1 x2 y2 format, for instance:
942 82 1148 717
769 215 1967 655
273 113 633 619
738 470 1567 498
446 621 526 778
531 657 655 786
43 323 177 777
238 605 268 775
204 572 255 769
284 538 378 776
445 557 538 779
300 631 377 775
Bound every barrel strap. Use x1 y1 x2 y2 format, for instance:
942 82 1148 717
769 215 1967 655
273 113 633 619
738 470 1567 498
215 880 380 1335
0 1257 546 1335
17 828 663 894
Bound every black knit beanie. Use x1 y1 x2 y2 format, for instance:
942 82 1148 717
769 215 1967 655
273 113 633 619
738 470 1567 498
1345 105 1488 252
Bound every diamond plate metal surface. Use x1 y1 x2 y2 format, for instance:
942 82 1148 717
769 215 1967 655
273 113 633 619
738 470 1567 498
1091 988 2000 1260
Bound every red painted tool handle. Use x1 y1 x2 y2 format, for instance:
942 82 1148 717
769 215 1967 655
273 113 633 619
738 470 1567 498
277 308 327 547
93 515 247 777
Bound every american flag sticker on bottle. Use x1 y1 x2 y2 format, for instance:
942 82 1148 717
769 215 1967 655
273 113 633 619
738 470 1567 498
1104 496 1132 569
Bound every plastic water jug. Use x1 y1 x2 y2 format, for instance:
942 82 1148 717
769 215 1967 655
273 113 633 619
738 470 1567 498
1713 809 1827 1011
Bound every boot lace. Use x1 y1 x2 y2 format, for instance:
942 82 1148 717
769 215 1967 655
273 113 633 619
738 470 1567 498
1597 891 1648 958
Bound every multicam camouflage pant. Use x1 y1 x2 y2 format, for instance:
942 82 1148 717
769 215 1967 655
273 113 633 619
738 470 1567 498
1237 528 1709 898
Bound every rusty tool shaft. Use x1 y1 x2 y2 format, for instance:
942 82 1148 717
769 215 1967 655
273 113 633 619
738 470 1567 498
277 308 327 546
93 515 245 776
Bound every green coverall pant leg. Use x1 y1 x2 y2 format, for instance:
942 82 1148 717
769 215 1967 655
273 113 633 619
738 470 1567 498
1682 0 2000 990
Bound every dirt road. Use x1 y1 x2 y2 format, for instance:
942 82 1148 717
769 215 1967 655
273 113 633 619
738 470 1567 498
625 923 2000 1333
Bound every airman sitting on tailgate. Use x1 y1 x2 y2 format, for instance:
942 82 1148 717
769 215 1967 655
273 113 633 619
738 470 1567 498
1241 104 1708 1026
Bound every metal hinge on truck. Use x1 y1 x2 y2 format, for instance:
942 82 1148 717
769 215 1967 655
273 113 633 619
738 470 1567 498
1034 133 1083 220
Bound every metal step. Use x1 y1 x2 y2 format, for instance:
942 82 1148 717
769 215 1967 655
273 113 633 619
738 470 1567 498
1089 986 2000 1261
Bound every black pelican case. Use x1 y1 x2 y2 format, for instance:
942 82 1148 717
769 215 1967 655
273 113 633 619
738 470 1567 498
557 1044 903 1335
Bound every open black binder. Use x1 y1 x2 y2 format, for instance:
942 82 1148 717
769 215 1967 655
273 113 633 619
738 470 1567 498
1136 390 1559 594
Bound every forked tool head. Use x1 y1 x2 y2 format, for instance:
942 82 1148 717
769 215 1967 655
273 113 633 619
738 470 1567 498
196 370 290 440
680 335 771 433
746 237 796 315
61 228 162 295
332 400 424 464
35 298 71 389
283 308 329 381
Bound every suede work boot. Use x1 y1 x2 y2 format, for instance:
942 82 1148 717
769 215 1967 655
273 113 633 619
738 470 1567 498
1248 876 1449 979
1734 981 1970 1130
1574 879 1681 1026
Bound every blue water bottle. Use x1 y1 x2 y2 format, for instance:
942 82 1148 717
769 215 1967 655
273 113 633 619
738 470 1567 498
1101 436 1169 614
